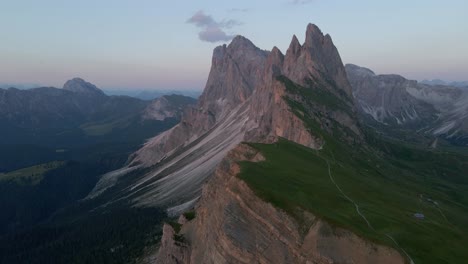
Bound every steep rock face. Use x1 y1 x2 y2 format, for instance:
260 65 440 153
90 23 360 215
245 46 322 148
244 27 361 146
157 223 191 263
130 36 268 167
156 144 404 264
284 25 353 98
131 24 356 167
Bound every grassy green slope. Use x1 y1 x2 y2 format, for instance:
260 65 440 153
0 161 65 185
239 139 468 264
238 76 468 264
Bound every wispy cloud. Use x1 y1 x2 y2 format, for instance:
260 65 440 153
227 8 249 13
289 0 314 4
187 10 241 43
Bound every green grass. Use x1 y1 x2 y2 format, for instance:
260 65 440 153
236 75 468 264
167 221 186 244
167 221 182 234
277 75 352 115
0 161 65 185
238 137 468 264
80 115 135 136
183 211 196 221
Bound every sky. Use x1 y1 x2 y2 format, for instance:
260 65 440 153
1 0 467 90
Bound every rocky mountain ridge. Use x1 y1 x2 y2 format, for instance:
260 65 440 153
83 22 442 263
156 144 404 264
421 79 468 88
346 64 468 145
74 23 468 264
89 24 361 215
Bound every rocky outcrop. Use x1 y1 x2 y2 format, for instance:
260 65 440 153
156 144 405 264
157 222 191 264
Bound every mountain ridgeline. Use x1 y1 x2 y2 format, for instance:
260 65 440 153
2 24 467 264
88 24 362 213
0 79 196 263
147 24 467 264
346 64 468 146
0 78 196 151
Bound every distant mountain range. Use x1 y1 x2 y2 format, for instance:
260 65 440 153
103 89 202 100
1 24 467 264
86 24 468 264
0 83 42 90
420 79 468 88
347 64 468 146
0 82 201 101
0 78 196 246
0 78 196 149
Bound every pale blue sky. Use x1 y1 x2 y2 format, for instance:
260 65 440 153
1 0 467 89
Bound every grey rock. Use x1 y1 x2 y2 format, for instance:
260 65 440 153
346 64 468 145
92 23 360 217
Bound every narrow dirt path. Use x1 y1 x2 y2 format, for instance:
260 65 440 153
385 234 415 264
322 155 415 264
436 206 450 225
325 159 374 230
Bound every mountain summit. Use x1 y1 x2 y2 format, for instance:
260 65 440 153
83 23 468 264
63 78 105 95
90 22 361 216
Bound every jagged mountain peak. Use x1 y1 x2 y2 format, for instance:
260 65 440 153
269 46 284 63
130 22 356 166
286 34 302 58
227 35 259 51
223 35 268 63
282 24 353 97
304 23 324 46
304 24 335 53
265 46 285 78
271 46 283 56
63 78 104 95
93 22 360 218
198 35 268 113
204 24 353 108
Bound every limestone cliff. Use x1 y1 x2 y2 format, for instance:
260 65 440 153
156 144 404 264
90 23 362 218
131 23 358 167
